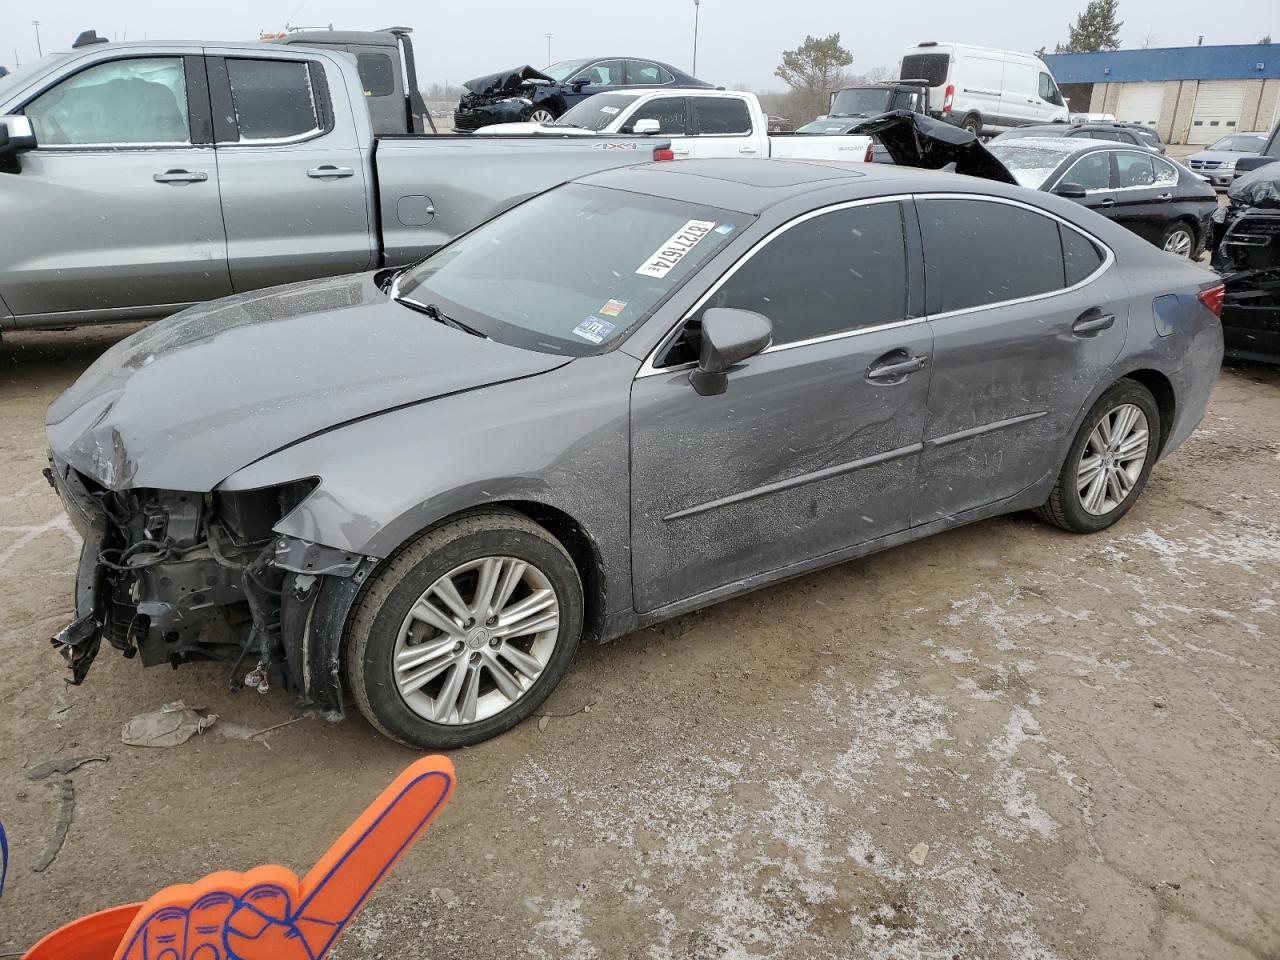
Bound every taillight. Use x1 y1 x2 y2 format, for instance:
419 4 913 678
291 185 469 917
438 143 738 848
1198 283 1225 318
942 83 955 114
863 141 875 162
653 146 675 162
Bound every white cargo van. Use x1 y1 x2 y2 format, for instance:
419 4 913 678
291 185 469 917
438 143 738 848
899 42 1069 136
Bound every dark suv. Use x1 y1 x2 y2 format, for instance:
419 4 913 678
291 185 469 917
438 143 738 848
994 122 1166 154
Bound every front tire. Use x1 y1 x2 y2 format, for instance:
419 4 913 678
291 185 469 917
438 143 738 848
527 106 558 124
346 511 583 749
1033 380 1161 533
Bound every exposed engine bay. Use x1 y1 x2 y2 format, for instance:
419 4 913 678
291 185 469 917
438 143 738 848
46 458 370 712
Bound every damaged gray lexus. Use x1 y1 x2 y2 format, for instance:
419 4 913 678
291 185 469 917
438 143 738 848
46 156 1223 749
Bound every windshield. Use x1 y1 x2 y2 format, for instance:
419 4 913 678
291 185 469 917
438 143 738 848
554 94 636 131
828 88 892 118
0 54 64 103
1208 134 1266 153
544 59 593 83
395 184 743 356
987 139 1092 189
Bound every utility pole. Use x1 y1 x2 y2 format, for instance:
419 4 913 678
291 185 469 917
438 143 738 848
545 33 553 66
32 19 42 58
692 1 701 76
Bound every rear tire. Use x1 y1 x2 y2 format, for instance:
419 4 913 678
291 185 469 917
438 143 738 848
1033 380 1161 534
1160 221 1196 259
346 511 583 749
960 114 982 137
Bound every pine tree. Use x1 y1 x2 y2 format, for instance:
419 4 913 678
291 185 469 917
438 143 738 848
1056 0 1124 53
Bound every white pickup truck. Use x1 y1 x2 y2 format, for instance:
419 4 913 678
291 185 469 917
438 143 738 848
475 89 876 163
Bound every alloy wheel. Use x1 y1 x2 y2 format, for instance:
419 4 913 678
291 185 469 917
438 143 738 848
1163 227 1193 258
529 108 556 124
1076 403 1150 516
392 556 560 725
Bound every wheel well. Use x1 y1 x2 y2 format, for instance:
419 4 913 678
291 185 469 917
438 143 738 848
492 500 607 644
1122 369 1176 455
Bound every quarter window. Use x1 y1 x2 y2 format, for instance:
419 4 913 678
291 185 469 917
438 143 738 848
627 98 689 135
1152 156 1178 185
225 59 319 141
1061 226 1105 285
693 97 752 135
918 199 1066 314
25 57 190 145
699 202 908 345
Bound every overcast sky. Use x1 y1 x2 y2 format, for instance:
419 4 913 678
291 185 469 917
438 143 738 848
5 0 1279 90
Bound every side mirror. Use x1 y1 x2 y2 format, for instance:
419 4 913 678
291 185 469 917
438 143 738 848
633 118 661 135
0 116 38 157
689 308 773 397
1053 182 1088 199
569 75 592 89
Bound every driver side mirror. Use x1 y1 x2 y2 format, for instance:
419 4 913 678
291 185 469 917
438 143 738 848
689 308 773 397
0 116 38 158
632 118 661 135
1053 182 1088 199
569 75 592 89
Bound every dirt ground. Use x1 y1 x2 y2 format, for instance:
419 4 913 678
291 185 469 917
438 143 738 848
0 324 1277 960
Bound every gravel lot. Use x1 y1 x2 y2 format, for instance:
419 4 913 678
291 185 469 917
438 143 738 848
0 324 1277 959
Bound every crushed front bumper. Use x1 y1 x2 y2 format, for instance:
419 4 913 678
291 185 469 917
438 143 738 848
45 457 109 683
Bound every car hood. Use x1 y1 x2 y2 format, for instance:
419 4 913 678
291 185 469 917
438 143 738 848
46 273 571 492
851 110 1018 184
462 65 556 98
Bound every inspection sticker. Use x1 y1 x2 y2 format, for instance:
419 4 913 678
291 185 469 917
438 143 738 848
572 316 616 344
714 223 736 235
635 220 717 279
600 105 621 115
598 299 627 318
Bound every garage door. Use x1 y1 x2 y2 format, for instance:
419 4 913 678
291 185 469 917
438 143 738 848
1115 82 1164 128
1188 81 1247 144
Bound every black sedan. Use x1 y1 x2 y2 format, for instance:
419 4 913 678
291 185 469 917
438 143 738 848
993 122 1166 154
987 138 1217 259
454 58 714 131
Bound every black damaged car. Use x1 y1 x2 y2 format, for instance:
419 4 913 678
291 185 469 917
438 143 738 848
453 57 713 131
1213 166 1280 362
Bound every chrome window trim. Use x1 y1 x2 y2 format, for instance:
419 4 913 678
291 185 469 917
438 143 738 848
635 191 1114 379
636 194 914 378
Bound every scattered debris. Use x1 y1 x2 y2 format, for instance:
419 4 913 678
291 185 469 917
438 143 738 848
909 842 930 866
27 756 108 872
538 715 551 733
218 716 307 741
121 701 217 748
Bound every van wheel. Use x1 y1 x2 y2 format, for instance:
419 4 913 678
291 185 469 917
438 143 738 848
346 511 584 749
960 114 982 136
1033 380 1160 534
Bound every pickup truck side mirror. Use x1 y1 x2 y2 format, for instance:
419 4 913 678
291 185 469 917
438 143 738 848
690 308 773 397
0 116 38 158
1053 182 1088 199
632 118 661 135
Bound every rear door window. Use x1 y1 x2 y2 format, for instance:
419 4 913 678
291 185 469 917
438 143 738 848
900 53 950 87
692 97 752 135
225 59 319 140
918 199 1067 314
628 61 674 85
356 53 395 97
1114 151 1156 187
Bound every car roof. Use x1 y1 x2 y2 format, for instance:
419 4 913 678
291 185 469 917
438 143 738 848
578 158 1022 214
989 136 1103 155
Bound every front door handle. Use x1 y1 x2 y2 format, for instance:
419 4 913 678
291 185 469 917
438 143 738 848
1072 309 1115 337
866 353 929 382
738 145 759 154
307 165 355 179
1155 192 1173 201
153 169 208 183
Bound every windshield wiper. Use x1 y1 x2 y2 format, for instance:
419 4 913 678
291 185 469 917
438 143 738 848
397 297 487 338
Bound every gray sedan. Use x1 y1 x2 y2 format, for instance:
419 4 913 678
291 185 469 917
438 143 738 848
46 159 1224 748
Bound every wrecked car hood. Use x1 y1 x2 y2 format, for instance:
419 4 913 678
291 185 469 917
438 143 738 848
46 273 570 492
1227 165 1280 208
463 65 555 98
851 110 1018 185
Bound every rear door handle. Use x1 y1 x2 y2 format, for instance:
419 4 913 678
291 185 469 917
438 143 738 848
153 169 208 183
307 165 355 179
866 353 929 382
1072 309 1115 336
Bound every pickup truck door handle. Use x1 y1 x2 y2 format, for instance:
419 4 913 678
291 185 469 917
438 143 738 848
866 353 929 382
738 145 759 154
153 169 208 184
1072 308 1115 337
307 165 355 179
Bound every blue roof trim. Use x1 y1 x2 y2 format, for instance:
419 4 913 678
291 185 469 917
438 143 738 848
1044 45 1280 84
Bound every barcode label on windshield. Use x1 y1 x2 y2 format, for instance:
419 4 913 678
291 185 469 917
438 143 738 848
635 220 717 279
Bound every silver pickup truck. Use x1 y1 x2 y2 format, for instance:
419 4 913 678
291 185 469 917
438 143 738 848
0 32 674 330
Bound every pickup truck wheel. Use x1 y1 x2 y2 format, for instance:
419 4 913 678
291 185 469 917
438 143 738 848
346 511 583 749
527 106 558 124
1033 380 1160 534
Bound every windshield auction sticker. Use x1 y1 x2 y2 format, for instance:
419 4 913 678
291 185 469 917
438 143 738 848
635 220 717 279
572 317 616 344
